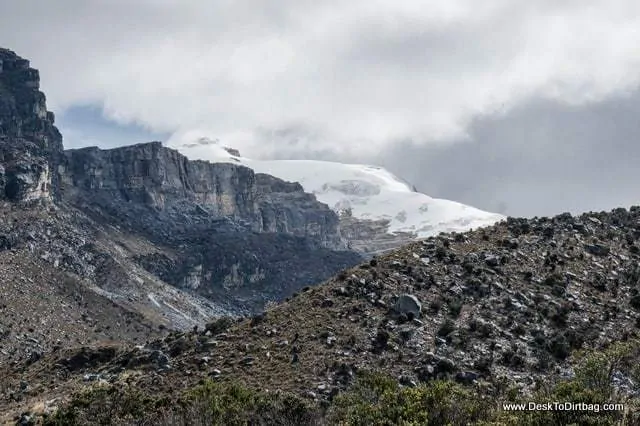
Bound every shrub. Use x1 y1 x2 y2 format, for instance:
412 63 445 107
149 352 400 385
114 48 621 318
204 316 235 336
447 298 464 318
327 372 494 426
46 381 320 426
437 319 456 337
46 343 640 426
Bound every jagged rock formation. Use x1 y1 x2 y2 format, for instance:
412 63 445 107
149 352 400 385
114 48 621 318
0 48 62 202
172 138 504 255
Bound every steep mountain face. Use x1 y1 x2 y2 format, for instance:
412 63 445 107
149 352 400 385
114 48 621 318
171 138 505 253
0 48 361 330
0 48 62 202
57 142 361 312
59 142 345 250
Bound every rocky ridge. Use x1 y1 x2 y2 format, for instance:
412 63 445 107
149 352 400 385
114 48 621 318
172 137 505 254
56 142 361 311
130 207 640 398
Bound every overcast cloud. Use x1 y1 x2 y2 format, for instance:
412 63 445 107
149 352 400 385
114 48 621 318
1 0 640 216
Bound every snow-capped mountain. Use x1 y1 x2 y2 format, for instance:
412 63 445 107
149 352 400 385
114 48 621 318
172 138 505 250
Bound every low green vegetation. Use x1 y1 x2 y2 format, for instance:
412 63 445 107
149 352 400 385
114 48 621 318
45 342 640 425
326 374 492 425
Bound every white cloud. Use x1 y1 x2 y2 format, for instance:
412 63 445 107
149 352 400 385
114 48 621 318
3 0 640 157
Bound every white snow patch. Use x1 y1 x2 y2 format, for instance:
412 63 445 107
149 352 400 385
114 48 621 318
171 138 505 238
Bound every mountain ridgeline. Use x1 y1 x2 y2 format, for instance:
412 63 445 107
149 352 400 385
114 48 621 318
0 48 361 320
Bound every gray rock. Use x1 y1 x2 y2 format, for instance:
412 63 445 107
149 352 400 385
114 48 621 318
18 413 33 426
241 356 255 366
455 371 479 384
394 294 422 318
585 243 610 256
150 350 171 369
484 254 500 267
83 373 101 382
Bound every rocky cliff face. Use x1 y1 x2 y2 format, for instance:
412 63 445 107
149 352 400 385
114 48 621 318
59 142 345 250
0 48 62 202
0 47 361 318
57 142 360 311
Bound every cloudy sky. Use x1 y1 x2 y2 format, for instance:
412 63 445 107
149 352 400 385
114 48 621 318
2 0 640 217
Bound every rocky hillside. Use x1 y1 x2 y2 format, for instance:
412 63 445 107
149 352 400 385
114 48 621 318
101 207 640 396
4 205 640 423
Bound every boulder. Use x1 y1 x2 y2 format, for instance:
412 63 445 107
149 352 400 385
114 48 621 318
394 294 422 318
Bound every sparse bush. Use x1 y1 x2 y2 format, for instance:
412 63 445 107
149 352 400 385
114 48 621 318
46 343 640 426
429 298 443 313
548 333 570 359
447 298 463 318
204 316 235 336
512 323 526 336
437 319 456 337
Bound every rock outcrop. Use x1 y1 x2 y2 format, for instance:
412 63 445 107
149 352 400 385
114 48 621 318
0 48 62 202
59 142 345 250
338 215 419 254
57 143 361 312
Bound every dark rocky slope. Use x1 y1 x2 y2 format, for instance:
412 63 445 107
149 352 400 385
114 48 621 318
121 207 640 398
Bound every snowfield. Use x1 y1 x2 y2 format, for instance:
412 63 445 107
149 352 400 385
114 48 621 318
171 138 505 239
